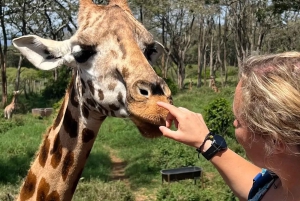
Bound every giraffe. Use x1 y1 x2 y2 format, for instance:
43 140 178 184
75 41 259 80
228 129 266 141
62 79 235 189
4 90 20 119
210 76 219 93
12 0 172 200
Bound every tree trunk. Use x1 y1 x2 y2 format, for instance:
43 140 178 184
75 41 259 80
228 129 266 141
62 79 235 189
222 9 228 87
203 46 207 86
197 17 204 88
209 35 214 87
0 0 8 107
177 60 185 90
15 55 23 91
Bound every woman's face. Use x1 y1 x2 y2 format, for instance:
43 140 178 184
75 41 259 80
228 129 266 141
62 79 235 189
233 81 267 167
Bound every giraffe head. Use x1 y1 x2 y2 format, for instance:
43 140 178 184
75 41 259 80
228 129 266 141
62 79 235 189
12 0 171 138
13 90 20 96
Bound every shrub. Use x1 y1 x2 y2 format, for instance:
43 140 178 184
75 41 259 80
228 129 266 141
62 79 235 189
0 115 25 134
74 180 135 201
204 98 234 138
164 78 178 96
153 138 198 169
156 184 201 201
42 68 71 99
53 97 64 112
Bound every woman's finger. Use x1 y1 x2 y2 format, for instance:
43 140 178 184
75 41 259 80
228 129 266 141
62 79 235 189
165 112 176 128
159 126 180 141
157 102 183 119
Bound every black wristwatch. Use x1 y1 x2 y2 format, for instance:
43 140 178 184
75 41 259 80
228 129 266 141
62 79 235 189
197 133 227 160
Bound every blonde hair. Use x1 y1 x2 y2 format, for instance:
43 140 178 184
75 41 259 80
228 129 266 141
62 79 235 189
239 52 300 154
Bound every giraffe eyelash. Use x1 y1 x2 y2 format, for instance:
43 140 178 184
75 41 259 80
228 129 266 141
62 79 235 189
73 45 97 63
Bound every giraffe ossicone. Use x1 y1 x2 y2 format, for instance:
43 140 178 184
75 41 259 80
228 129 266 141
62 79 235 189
12 0 172 200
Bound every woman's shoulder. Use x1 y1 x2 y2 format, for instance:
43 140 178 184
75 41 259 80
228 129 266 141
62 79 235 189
248 169 278 201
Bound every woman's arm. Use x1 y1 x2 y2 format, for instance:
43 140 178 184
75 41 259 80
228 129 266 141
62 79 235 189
157 102 261 200
208 147 261 200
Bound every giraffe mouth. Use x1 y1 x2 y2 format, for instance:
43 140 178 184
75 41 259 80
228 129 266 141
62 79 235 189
127 97 171 138
130 116 164 138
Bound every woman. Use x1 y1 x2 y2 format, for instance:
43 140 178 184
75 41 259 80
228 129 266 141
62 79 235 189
157 52 300 201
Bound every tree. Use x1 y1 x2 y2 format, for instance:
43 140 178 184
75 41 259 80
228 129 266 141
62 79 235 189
4 0 77 101
272 1 300 14
0 0 9 106
157 0 201 89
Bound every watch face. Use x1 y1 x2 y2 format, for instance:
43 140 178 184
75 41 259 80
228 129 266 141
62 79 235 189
213 135 227 149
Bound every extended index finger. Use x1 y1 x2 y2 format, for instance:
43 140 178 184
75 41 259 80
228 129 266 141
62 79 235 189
157 101 182 119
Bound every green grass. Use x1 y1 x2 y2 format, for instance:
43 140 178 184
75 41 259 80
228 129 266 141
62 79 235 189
0 78 243 200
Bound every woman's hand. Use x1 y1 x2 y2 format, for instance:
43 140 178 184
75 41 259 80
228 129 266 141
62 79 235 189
157 102 210 148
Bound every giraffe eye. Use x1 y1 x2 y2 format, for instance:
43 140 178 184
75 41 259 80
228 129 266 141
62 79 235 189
73 45 96 63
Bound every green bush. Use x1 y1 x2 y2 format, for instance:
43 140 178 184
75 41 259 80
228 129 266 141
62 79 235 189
53 97 64 112
204 98 234 138
0 115 25 134
153 138 198 169
156 184 201 201
164 78 178 96
42 68 71 99
74 180 135 201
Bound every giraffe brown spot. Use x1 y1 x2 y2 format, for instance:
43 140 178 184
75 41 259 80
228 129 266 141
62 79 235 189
39 138 50 167
46 191 60 201
86 98 96 108
63 107 78 138
119 43 127 59
80 78 86 88
53 98 66 129
82 128 95 143
71 168 84 195
97 104 108 115
122 67 129 79
62 151 74 181
82 105 89 119
83 103 90 112
51 134 60 154
19 170 37 201
86 148 92 159
109 104 120 111
111 50 118 58
50 134 62 169
36 178 50 201
110 111 116 117
98 89 104 100
70 86 79 108
87 80 95 95
117 92 125 106
100 116 107 121
81 78 86 94
100 30 109 39
108 82 117 91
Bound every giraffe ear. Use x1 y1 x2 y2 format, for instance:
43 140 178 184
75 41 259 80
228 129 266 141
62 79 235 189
12 35 74 71
147 41 165 65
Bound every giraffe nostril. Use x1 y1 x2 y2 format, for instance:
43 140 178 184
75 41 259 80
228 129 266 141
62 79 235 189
139 88 149 97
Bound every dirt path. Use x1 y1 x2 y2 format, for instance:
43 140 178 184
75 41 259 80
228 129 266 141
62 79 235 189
106 146 154 201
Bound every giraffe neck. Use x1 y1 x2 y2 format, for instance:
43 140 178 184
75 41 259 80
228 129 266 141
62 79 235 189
10 95 16 106
17 77 106 201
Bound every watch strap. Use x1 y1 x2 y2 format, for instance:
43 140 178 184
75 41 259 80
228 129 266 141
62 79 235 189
196 132 214 158
202 134 227 160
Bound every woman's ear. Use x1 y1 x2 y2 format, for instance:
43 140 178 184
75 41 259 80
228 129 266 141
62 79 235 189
272 139 286 154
